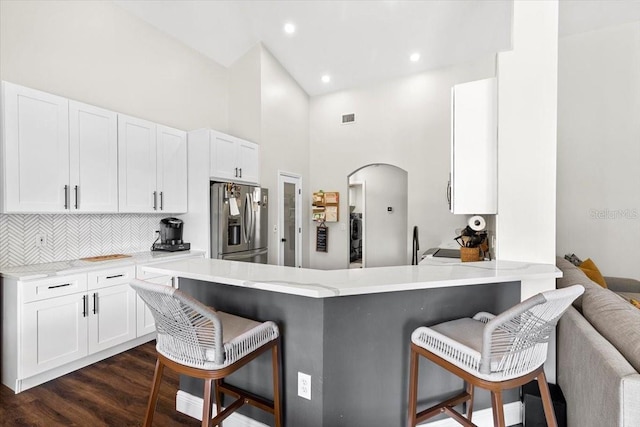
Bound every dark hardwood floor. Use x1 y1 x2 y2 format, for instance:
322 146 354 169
0 341 199 426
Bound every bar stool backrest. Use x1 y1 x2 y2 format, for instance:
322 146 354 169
130 279 225 367
477 285 584 377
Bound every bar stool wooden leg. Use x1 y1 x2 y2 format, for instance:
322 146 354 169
537 371 558 427
202 378 213 427
143 358 165 427
491 390 506 427
272 341 282 427
465 382 475 423
407 346 419 427
214 379 223 421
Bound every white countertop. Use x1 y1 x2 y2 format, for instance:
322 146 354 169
141 257 562 298
0 250 205 281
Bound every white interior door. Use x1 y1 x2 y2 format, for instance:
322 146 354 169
278 172 302 267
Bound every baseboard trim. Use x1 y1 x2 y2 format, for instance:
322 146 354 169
178 389 521 427
421 401 522 427
176 390 269 427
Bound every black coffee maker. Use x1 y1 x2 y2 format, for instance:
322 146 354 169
152 217 191 252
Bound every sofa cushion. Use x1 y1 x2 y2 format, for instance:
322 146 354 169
556 256 599 311
582 284 640 373
578 258 608 288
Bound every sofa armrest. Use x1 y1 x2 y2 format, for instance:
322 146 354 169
558 306 639 427
604 276 640 293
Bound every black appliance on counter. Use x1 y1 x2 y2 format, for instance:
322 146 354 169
152 217 191 252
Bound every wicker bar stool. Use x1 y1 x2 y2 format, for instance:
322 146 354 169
408 285 584 427
130 279 282 427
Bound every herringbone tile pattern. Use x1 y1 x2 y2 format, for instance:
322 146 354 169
0 213 167 268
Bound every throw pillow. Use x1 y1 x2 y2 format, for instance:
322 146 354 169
631 298 640 309
579 258 608 288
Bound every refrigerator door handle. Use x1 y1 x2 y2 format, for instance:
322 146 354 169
223 248 268 261
244 192 253 243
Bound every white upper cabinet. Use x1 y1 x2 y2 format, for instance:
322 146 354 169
210 130 259 184
69 101 118 212
210 133 238 181
118 115 187 213
157 125 188 213
237 139 260 184
118 114 157 213
449 77 497 215
2 81 70 213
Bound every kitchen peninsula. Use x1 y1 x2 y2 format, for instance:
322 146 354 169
142 258 560 427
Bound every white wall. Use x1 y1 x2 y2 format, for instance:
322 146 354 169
226 45 310 265
228 45 262 142
557 21 640 279
259 47 310 266
308 58 495 269
495 1 559 268
0 0 228 131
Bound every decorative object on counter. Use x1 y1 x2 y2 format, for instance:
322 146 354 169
316 224 328 252
454 215 489 262
312 191 339 222
80 254 131 262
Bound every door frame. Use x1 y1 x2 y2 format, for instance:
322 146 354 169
277 171 302 267
348 181 366 268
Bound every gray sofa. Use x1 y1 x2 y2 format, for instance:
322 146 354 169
556 257 640 427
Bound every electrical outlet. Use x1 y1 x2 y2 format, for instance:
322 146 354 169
35 234 47 247
298 372 311 400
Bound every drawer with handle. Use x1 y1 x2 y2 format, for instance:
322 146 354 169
22 274 88 303
87 266 135 290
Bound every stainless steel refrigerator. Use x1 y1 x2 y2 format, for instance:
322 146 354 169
210 182 268 263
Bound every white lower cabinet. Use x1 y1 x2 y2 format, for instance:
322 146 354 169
21 267 137 378
88 283 137 354
2 252 203 393
22 292 89 378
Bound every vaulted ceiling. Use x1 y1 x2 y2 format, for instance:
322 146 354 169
115 1 640 96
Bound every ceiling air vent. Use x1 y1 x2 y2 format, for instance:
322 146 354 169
341 113 356 125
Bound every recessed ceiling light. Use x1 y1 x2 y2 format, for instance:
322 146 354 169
410 53 421 62
321 75 331 83
284 22 296 34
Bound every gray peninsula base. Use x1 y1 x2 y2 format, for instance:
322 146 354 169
178 278 520 427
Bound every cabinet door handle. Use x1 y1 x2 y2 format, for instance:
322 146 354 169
160 191 163 210
239 168 242 178
64 185 69 209
446 179 452 208
82 295 88 317
48 283 71 289
153 191 158 210
74 185 79 209
234 167 238 177
106 274 123 279
93 292 98 315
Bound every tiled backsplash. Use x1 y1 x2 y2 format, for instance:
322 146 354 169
0 214 169 268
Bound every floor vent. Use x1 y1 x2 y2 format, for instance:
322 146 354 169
341 113 356 124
